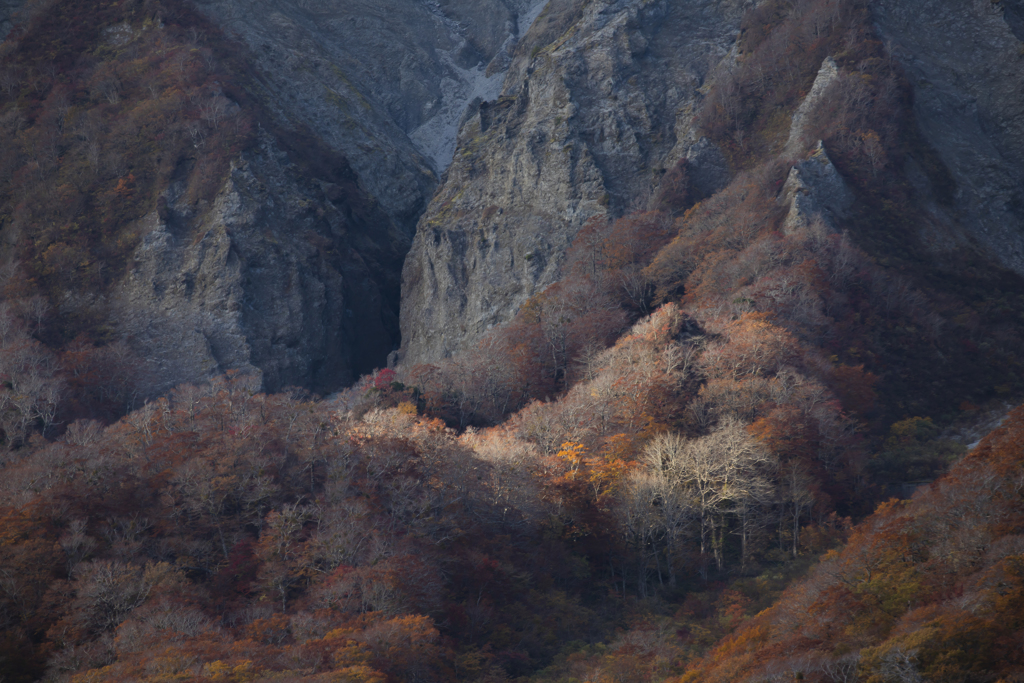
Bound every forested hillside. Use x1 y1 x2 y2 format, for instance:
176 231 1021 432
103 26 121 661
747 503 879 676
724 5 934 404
0 0 1023 681
677 405 1024 683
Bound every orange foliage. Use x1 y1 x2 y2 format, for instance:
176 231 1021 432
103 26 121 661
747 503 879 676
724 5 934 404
681 404 1024 683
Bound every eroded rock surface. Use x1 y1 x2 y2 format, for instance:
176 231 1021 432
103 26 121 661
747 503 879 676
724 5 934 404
784 56 839 157
686 137 731 199
873 0 1024 273
0 0 23 40
193 0 549 236
780 142 853 233
116 134 404 394
107 0 557 392
399 0 751 365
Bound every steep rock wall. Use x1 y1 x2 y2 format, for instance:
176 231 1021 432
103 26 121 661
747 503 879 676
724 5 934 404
109 0 554 391
873 0 1024 273
399 0 750 366
0 0 24 40
2 0 558 394
193 0 549 235
115 133 403 395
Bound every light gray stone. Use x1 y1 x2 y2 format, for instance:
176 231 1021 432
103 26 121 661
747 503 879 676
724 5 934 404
779 142 853 233
114 134 402 395
686 137 731 199
0 0 24 41
783 56 839 157
398 0 751 366
192 0 550 239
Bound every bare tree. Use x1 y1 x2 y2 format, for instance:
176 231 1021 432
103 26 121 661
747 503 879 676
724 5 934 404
820 653 861 683
621 468 696 588
614 471 662 597
643 419 776 574
0 66 21 96
199 94 231 128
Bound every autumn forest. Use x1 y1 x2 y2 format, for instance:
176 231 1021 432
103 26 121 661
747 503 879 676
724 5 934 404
1 0 1023 682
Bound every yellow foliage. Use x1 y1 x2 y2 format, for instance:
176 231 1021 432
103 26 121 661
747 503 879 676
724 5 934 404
556 441 587 476
205 660 258 682
331 665 387 683
330 639 374 668
71 666 120 683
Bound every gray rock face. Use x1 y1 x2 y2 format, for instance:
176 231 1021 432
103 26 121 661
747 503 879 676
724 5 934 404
193 0 548 237
116 134 403 395
105 0 554 394
399 0 750 366
686 137 731 199
872 0 1024 274
12 0 1019 394
779 142 854 233
783 57 839 157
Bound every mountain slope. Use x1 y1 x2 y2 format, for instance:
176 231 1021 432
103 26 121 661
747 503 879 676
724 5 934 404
398 0 747 365
398 0 1024 366
872 0 1024 275
677 405 1024 683
2 1 1024 682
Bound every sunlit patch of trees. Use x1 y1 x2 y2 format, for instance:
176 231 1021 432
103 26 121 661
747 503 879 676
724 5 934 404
0 0 1023 680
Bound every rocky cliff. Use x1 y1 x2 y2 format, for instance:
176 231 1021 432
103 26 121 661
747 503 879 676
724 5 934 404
1 0 554 394
138 0 552 390
0 0 23 40
192 0 549 233
872 0 1024 273
397 0 1024 366
398 0 750 366
5 0 1024 393
112 132 404 394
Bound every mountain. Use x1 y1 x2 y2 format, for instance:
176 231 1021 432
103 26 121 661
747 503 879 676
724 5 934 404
0 0 549 395
399 0 1024 364
1 0 1024 682
397 0 745 365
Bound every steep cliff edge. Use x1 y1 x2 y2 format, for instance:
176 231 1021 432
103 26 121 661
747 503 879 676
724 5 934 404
0 0 554 395
115 0 553 391
114 132 404 394
398 0 750 366
399 0 1024 367
873 0 1024 273
5 0 1023 394
192 0 549 235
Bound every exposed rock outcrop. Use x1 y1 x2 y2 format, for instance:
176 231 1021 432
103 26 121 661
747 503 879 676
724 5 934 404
779 142 853 233
398 0 751 366
11 0 1021 396
175 0 561 386
0 0 23 40
193 0 549 238
872 0 1024 274
686 137 732 200
783 56 839 157
115 134 404 395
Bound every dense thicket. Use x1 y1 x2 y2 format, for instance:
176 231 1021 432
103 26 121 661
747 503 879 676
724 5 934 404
676 405 1024 683
1 0 1023 681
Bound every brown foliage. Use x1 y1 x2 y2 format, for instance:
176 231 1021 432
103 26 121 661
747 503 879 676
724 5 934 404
0 0 257 341
678 405 1024 683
